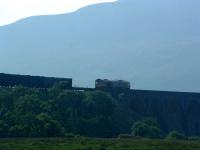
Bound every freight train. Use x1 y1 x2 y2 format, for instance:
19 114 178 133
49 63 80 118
0 73 131 91
0 73 72 88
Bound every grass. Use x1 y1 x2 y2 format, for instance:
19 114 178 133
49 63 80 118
0 138 200 150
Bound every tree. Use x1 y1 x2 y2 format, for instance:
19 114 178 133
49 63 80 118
15 95 42 114
81 91 116 137
0 86 118 138
83 91 115 117
131 118 162 139
34 113 65 137
9 125 28 137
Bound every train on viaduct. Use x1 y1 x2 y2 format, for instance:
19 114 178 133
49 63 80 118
0 73 131 91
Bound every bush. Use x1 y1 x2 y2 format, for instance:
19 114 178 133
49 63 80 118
166 131 187 140
131 118 162 139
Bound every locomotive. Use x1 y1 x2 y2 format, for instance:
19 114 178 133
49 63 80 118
0 73 131 91
95 79 131 90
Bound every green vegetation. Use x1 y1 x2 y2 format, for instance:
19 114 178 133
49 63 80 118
1 81 200 139
0 138 200 150
166 131 187 140
131 118 162 139
0 84 116 137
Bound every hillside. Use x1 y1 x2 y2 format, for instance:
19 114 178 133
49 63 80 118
0 0 200 92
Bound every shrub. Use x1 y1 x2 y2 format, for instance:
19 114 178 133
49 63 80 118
131 118 162 139
166 131 187 140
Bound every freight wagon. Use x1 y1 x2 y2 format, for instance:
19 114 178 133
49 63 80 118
0 73 72 88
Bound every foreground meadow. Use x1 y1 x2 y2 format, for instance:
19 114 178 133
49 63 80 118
0 138 200 150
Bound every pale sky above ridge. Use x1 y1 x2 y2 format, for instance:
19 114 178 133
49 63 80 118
0 0 118 26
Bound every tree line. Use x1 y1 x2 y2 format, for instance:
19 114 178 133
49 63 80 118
0 81 199 139
0 83 116 137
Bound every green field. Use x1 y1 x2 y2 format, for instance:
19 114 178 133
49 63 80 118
0 138 200 150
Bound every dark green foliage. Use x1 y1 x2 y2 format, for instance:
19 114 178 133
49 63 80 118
0 86 115 138
34 113 65 137
166 131 188 140
0 138 200 150
131 118 162 139
0 84 200 138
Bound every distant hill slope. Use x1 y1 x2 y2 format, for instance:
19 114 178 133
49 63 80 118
0 0 200 92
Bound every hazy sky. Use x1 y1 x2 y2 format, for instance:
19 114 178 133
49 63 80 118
1 0 200 92
0 0 118 26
